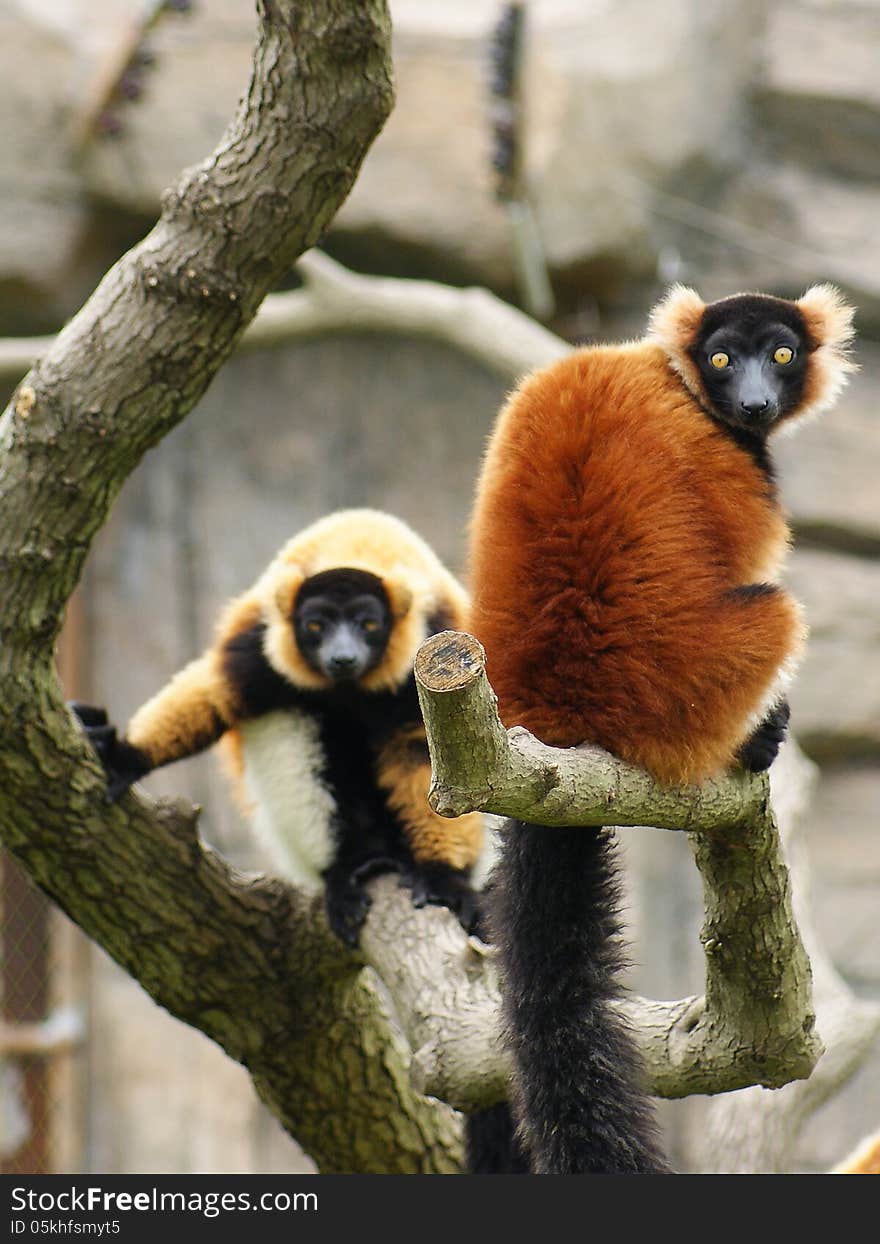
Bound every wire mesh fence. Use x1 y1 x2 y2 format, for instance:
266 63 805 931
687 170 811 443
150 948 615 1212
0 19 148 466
1 852 88 1173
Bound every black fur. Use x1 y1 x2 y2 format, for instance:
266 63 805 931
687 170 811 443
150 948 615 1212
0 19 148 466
223 623 477 946
222 623 299 716
294 567 387 607
737 698 791 773
690 294 810 438
726 582 781 602
465 1104 531 1174
696 292 809 343
69 703 152 801
489 821 669 1174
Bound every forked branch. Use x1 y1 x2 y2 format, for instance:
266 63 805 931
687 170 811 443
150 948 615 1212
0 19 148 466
394 629 823 1108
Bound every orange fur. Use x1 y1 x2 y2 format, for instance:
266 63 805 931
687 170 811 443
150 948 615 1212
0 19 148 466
126 598 263 767
124 509 478 876
469 341 804 785
376 728 483 868
126 652 238 767
258 509 468 692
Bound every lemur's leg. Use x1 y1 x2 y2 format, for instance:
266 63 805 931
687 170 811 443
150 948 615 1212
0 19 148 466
322 857 393 947
377 727 483 933
737 698 791 773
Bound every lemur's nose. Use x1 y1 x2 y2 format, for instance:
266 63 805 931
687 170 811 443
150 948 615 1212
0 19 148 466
740 398 769 416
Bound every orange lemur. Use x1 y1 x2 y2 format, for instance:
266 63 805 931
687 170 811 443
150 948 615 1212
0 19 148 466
468 284 856 1174
73 509 483 945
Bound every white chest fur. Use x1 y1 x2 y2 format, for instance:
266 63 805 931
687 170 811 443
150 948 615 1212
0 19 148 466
238 710 337 891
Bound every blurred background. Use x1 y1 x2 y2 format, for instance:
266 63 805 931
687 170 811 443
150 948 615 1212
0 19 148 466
0 0 877 1174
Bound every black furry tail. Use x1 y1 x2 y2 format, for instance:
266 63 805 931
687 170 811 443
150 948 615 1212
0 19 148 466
465 1103 530 1174
490 821 669 1174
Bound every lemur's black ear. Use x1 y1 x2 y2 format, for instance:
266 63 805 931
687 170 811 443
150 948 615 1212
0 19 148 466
791 284 858 424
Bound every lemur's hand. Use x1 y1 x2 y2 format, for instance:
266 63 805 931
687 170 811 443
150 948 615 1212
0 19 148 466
68 702 152 801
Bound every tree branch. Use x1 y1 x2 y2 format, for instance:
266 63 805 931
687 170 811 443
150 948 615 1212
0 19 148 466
245 249 569 375
405 630 823 1107
0 0 469 1176
0 249 568 389
697 743 880 1172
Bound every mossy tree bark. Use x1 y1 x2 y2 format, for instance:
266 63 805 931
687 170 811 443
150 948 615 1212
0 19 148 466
0 0 466 1175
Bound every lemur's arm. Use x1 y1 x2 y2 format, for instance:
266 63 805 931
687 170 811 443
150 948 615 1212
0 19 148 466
71 650 239 800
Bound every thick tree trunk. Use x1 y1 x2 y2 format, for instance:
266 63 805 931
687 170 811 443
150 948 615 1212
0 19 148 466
0 0 466 1176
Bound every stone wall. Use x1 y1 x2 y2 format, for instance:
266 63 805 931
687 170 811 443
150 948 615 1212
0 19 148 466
3 1 879 321
1 0 877 1174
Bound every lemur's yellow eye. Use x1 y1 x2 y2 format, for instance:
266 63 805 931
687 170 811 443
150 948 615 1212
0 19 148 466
362 619 378 632
710 351 730 370
774 346 793 365
306 620 322 634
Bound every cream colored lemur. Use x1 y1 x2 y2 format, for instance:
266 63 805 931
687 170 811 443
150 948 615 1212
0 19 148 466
73 509 484 946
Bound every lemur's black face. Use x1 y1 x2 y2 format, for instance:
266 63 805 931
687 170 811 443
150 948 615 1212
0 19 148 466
690 295 811 434
294 569 392 684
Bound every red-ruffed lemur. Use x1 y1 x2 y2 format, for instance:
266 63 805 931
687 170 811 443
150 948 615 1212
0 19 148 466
468 284 856 1174
73 509 483 945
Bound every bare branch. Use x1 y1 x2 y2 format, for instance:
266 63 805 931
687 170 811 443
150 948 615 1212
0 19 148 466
246 250 569 375
0 250 568 389
406 630 823 1105
698 743 880 1172
415 630 770 831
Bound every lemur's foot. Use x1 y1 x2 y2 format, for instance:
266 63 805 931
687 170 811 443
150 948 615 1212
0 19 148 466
737 699 791 773
408 862 479 935
322 856 401 947
323 876 371 948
